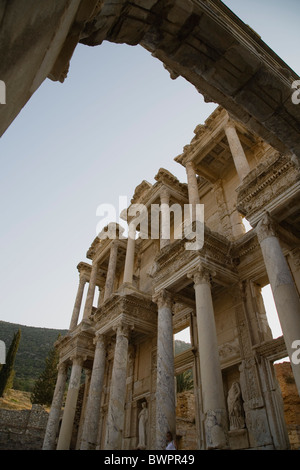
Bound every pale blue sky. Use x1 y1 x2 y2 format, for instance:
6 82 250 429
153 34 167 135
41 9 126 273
0 1 299 332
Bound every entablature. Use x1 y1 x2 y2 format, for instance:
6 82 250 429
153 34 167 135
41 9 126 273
152 224 238 294
237 152 300 230
93 291 157 343
55 323 95 368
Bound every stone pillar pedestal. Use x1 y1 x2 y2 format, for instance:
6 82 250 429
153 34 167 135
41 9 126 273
123 224 136 284
224 120 250 182
189 267 228 449
256 213 300 395
153 290 176 450
160 189 170 250
69 276 86 330
83 262 98 320
43 363 68 450
104 242 118 301
80 334 107 450
104 323 131 450
56 356 84 450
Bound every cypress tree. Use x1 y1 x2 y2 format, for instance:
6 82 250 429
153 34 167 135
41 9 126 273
30 340 60 406
0 329 21 397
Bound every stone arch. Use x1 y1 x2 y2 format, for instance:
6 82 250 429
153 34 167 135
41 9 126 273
1 0 299 160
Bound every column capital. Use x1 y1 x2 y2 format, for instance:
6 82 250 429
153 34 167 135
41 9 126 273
187 265 215 286
256 212 278 243
185 160 196 171
224 118 236 130
94 332 107 348
113 321 134 339
152 289 173 310
79 273 88 284
57 362 68 375
70 355 85 367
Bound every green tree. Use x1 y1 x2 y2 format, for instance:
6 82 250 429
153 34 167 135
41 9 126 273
30 339 60 406
0 329 21 396
176 369 194 393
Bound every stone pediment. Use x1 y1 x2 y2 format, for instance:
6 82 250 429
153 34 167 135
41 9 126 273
130 180 152 205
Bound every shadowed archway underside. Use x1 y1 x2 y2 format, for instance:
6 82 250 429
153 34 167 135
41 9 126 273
0 0 299 160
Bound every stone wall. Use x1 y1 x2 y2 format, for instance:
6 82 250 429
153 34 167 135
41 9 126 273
176 391 197 450
275 362 300 450
0 404 49 450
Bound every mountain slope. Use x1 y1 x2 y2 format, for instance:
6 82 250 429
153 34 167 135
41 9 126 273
0 321 67 391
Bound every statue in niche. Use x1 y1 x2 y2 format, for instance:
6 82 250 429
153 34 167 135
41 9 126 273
227 382 245 431
137 401 148 449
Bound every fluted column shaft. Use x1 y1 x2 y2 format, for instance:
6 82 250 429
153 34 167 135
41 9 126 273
153 290 176 450
104 242 118 301
224 120 250 182
56 356 83 450
189 267 228 449
257 213 300 395
80 335 107 450
104 323 131 450
43 363 68 450
69 276 86 330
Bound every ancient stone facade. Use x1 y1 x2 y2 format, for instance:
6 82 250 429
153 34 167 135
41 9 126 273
43 105 300 451
2 0 299 453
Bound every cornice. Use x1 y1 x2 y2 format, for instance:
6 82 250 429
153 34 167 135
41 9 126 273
237 152 300 225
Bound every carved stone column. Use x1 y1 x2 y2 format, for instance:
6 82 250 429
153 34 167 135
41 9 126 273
123 223 136 284
186 161 200 205
69 275 86 330
186 161 200 223
160 189 170 250
80 334 107 450
224 120 250 182
104 322 132 450
189 267 228 449
97 286 104 308
43 362 68 450
152 290 176 450
256 212 300 394
104 242 118 301
56 356 84 450
83 262 98 320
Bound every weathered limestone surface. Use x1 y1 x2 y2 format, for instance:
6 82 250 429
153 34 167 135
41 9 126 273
153 290 176 450
104 323 131 450
56 356 83 450
80 334 106 450
43 363 68 450
256 213 300 395
275 362 300 450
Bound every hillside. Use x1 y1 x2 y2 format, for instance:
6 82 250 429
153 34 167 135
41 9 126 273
0 321 192 393
0 321 68 391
